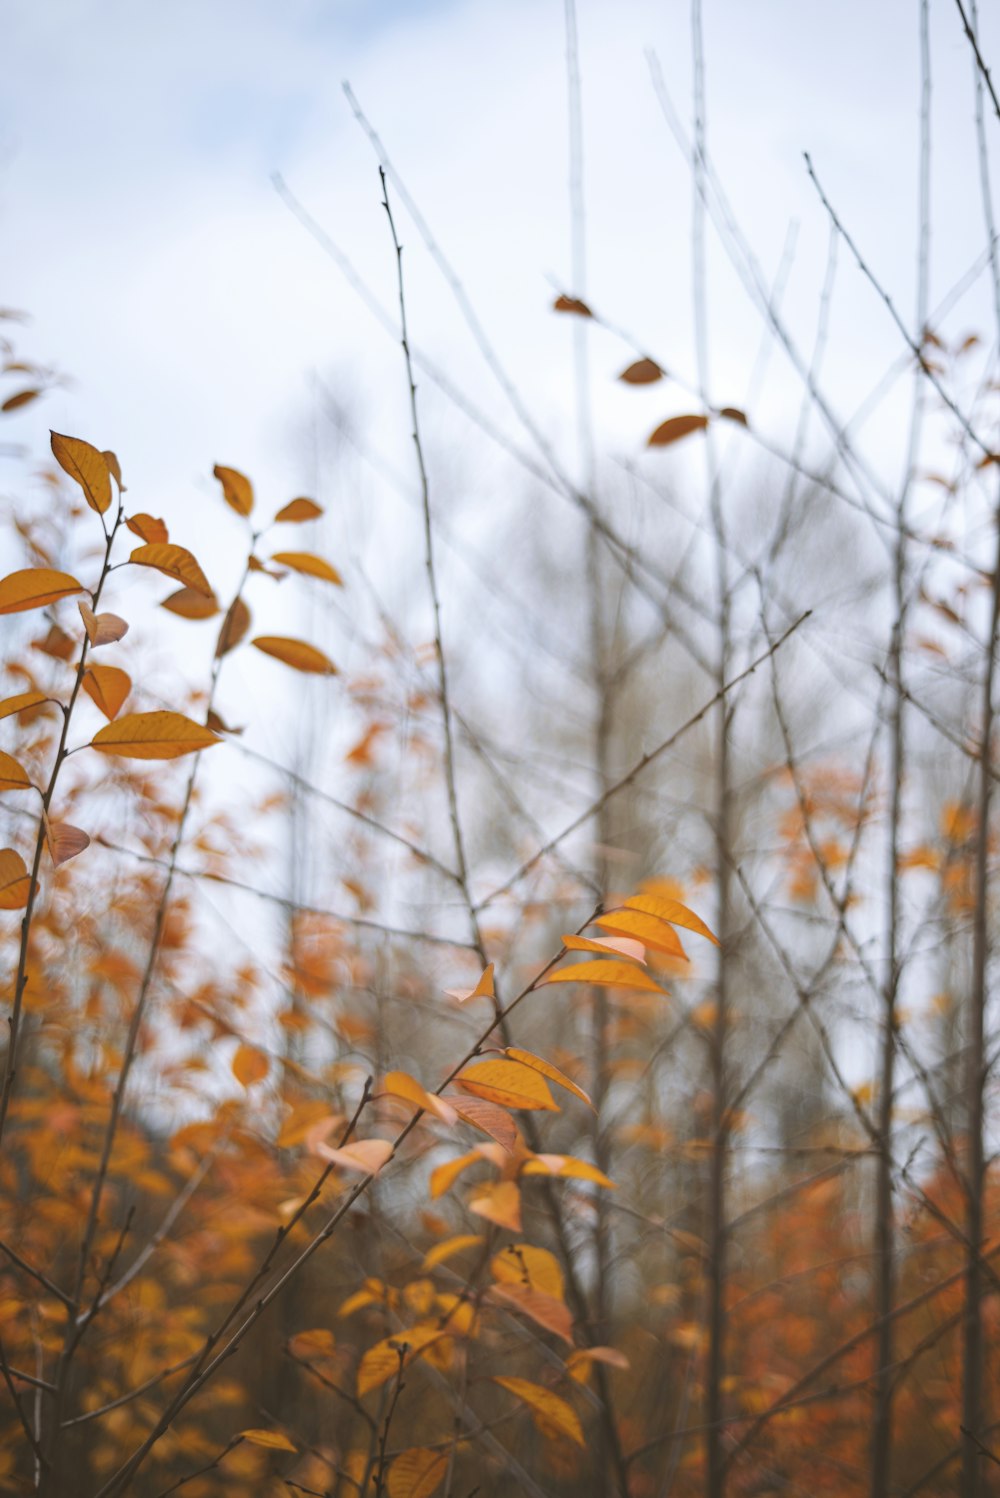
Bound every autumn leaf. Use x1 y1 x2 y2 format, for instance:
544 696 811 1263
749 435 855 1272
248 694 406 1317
422 1233 483 1269
215 597 250 658
624 893 718 944
457 1058 558 1111
0 691 54 722
429 1150 483 1200
449 1096 517 1152
492 1377 585 1447
520 1154 616 1188
595 908 689 960
381 1070 457 1125
129 543 212 597
270 551 343 586
647 413 710 447
90 711 221 760
717 405 749 426
445 963 495 1005
126 513 168 544
251 636 337 675
489 1282 574 1343
566 1346 630 1383
275 497 323 523
82 666 131 720
45 821 90 867
232 1044 269 1087
50 431 112 514
0 848 32 910
388 1447 448 1498
214 464 254 516
357 1324 445 1398
553 294 592 316
619 357 663 384
238 1429 296 1452
161 587 219 620
79 602 129 647
315 1137 393 1175
0 752 31 794
288 1327 336 1360
2 388 41 412
469 1179 522 1231
504 1047 593 1108
0 568 84 615
491 1243 565 1299
542 959 667 993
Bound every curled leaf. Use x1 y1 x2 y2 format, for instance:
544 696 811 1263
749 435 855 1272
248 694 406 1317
45 820 90 867
315 1137 393 1175
79 602 129 647
126 513 168 543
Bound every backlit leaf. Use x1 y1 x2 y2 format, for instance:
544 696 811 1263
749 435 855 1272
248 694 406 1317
648 413 710 447
0 848 32 910
595 908 689 960
232 1044 269 1088
161 587 219 620
90 711 220 760
271 551 343 586
0 568 84 615
0 752 31 793
492 1377 585 1447
275 497 323 523
469 1179 521 1231
619 357 663 384
430 1150 482 1199
388 1447 448 1498
315 1137 393 1175
457 1059 557 1111
445 963 495 1005
50 432 112 514
130 543 212 597
504 1048 592 1108
126 513 168 544
251 636 337 675
624 893 718 944
382 1070 457 1125
213 464 254 516
562 933 646 962
82 666 131 720
521 1154 616 1188
238 1429 296 1452
542 959 666 993
357 1324 445 1398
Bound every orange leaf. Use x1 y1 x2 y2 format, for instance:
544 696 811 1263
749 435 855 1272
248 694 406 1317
315 1137 393 1175
126 513 168 544
0 848 32 910
504 1048 592 1108
90 711 220 760
2 388 41 412
50 431 112 514
624 893 718 944
0 692 53 721
251 636 337 675
553 294 592 316
0 752 31 794
566 1346 630 1382
270 551 343 586
275 497 323 523
232 1044 269 1087
357 1324 445 1398
469 1179 522 1231
82 666 131 720
381 1070 457 1125
0 568 84 615
717 406 749 426
619 357 663 384
215 597 250 658
521 1154 616 1188
457 1059 557 1111
214 464 254 516
422 1233 483 1268
542 959 666 993
129 543 212 597
445 963 495 1005
491 1243 564 1298
430 1150 483 1200
648 413 710 447
161 587 219 620
595 908 689 960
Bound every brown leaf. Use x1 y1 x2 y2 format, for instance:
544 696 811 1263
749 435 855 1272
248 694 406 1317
251 636 337 675
215 597 251 658
90 711 221 760
648 414 710 447
45 820 90 867
213 464 254 517
717 406 749 427
79 601 129 647
449 1096 517 1153
619 358 663 385
553 294 592 317
129 543 212 597
2 388 41 412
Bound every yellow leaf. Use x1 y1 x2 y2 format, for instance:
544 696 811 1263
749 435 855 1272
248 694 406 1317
251 636 337 675
79 601 129 646
289 1327 336 1360
457 1059 557 1111
82 666 131 720
491 1243 565 1299
126 513 168 543
232 1044 269 1088
542 959 666 993
382 1070 457 1125
0 568 84 615
422 1233 483 1268
469 1179 521 1231
449 1097 517 1152
275 497 323 523
161 587 220 620
647 413 710 447
430 1150 483 1200
215 597 251 658
445 963 495 1005
0 752 31 793
129 543 212 597
619 357 663 384
0 848 32 910
492 1377 585 1447
90 711 220 761
595 908 688 960
0 692 53 721
315 1137 393 1174
520 1154 616 1189
238 1428 297 1452
388 1447 448 1498
102 450 125 489
504 1048 592 1108
489 1283 573 1343
271 551 343 586
214 464 254 516
357 1324 444 1398
624 893 718 944
50 431 112 514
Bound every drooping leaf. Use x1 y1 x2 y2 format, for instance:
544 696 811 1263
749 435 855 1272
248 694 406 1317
45 821 90 867
623 893 718 944
270 551 343 586
647 413 710 447
102 450 125 489
90 711 221 760
387 1447 448 1498
504 1047 592 1108
82 666 131 720
50 432 112 514
215 597 251 658
213 464 254 516
0 752 31 793
232 1044 269 1087
449 1097 517 1152
238 1429 296 1452
79 602 129 647
0 568 84 615
553 294 592 316
542 959 667 993
619 357 663 384
430 1150 483 1200
129 543 212 597
595 908 689 960
126 513 168 543
492 1377 585 1447
275 497 323 523
457 1059 557 1111
0 848 32 910
161 587 219 620
717 406 749 426
251 636 337 675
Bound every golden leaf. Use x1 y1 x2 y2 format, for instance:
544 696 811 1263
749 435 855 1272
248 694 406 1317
129 543 212 597
50 431 112 514
271 551 343 586
542 959 666 993
504 1047 592 1108
0 568 84 615
387 1447 448 1498
0 848 32 910
275 497 323 523
213 464 254 516
90 711 220 760
82 666 131 721
232 1044 269 1087
251 636 337 675
492 1376 585 1447
0 751 31 793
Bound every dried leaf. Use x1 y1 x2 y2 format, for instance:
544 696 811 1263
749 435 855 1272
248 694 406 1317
79 602 129 647
445 963 495 1005
251 636 337 675
619 357 663 384
161 587 219 620
422 1234 483 1269
126 513 168 544
357 1324 445 1398
215 597 250 658
491 1243 564 1299
2 388 40 412
521 1154 616 1188
648 413 710 447
449 1096 517 1153
0 568 84 615
232 1044 269 1087
717 406 749 427
488 1283 573 1343
50 432 112 514
90 711 221 760
387 1447 448 1498
553 294 592 316
45 821 90 867
213 464 254 516
566 1346 630 1383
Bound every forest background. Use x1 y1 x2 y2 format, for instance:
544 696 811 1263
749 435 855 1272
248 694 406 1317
3 1 1000 1496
